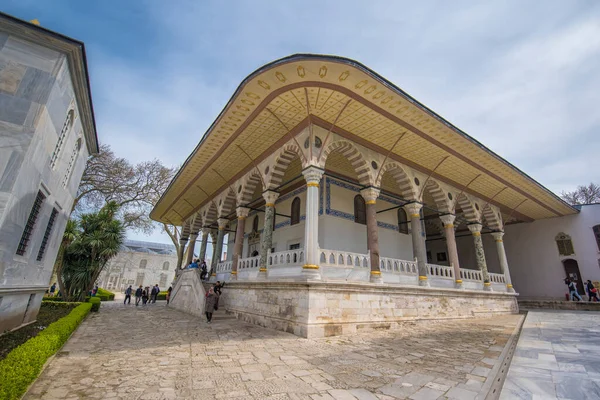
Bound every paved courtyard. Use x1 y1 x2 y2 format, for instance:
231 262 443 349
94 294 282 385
26 302 522 400
500 310 600 400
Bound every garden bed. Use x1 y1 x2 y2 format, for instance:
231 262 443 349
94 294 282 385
0 302 78 361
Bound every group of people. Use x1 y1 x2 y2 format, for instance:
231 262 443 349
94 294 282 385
187 258 210 281
565 277 599 302
124 284 173 305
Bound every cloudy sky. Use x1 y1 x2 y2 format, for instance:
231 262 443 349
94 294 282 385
3 0 600 246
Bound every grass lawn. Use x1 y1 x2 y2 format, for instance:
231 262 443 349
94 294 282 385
0 302 78 361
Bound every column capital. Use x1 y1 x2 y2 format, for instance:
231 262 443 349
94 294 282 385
200 227 211 235
262 190 280 207
302 166 324 185
439 214 456 227
468 223 483 235
491 231 505 242
403 202 423 217
217 218 229 230
360 187 380 204
236 206 250 219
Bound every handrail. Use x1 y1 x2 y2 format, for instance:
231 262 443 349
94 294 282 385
237 255 261 269
269 249 305 266
459 268 483 281
380 257 418 275
426 263 454 279
320 249 370 268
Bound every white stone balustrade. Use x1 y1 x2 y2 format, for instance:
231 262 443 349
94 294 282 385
380 257 418 275
426 263 455 280
238 255 261 269
319 249 370 268
269 249 304 266
216 260 232 273
489 272 506 284
460 268 483 281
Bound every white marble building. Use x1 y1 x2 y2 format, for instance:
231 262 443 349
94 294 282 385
97 240 178 292
0 14 98 333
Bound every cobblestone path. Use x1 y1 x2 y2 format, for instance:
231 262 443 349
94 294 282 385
25 302 520 400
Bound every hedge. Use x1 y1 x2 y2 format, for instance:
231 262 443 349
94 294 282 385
89 297 101 312
95 287 115 301
0 302 92 400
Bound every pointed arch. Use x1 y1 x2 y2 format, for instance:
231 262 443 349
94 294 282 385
267 142 304 189
181 219 192 240
481 204 502 231
217 188 237 217
376 162 418 201
203 202 218 226
454 193 479 222
238 169 265 205
422 179 452 214
319 139 372 186
190 212 203 234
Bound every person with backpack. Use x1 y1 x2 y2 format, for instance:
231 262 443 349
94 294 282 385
124 285 133 305
586 280 599 302
135 285 143 306
566 278 582 301
142 287 149 305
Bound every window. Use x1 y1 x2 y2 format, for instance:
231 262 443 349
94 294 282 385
159 273 167 287
50 109 74 169
594 225 600 251
252 215 259 232
354 195 366 225
36 208 58 261
16 190 46 256
62 138 81 188
398 208 408 234
426 251 432 263
555 232 575 256
162 261 170 271
139 259 147 269
289 243 300 250
291 197 301 226
135 272 145 286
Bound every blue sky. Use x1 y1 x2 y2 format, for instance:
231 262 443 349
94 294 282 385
3 1 600 247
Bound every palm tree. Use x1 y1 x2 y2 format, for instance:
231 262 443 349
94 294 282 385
61 201 125 301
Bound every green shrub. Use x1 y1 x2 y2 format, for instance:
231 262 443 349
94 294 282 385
156 291 168 301
94 288 115 301
89 297 101 312
0 302 92 400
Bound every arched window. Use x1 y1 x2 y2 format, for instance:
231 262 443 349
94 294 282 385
139 259 147 269
354 195 366 225
594 225 600 251
252 215 259 232
50 109 74 169
162 261 169 271
555 232 575 256
398 208 408 234
291 197 300 225
62 138 81 188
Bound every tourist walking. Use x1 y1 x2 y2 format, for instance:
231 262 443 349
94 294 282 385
135 285 143 306
205 287 217 323
152 284 160 303
142 287 149 305
49 282 57 297
124 285 132 305
200 260 208 280
566 278 582 301
166 286 172 305
586 280 599 302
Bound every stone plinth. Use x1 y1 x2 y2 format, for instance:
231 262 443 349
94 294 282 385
216 281 519 338
168 269 206 317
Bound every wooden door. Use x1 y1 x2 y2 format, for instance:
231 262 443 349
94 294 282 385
563 259 584 294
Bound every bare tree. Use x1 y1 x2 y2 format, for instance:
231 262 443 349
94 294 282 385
73 144 184 265
561 183 600 205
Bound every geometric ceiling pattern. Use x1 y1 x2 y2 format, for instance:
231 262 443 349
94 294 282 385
151 54 576 226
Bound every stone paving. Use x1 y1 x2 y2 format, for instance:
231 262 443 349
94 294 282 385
25 302 521 400
500 310 600 400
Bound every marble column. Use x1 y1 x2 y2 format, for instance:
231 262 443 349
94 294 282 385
198 229 209 265
439 215 463 289
404 202 429 286
258 191 280 280
231 207 250 281
185 232 198 266
360 187 382 284
491 231 515 292
302 166 324 280
210 224 224 278
468 223 491 291
176 238 187 270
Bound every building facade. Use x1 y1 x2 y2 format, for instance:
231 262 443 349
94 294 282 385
0 14 98 333
152 54 577 337
97 240 178 292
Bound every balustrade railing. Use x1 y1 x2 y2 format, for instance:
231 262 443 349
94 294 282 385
238 255 260 269
489 272 506 284
426 263 455 279
460 268 483 281
380 257 418 275
216 260 232 273
320 249 370 268
269 249 304 266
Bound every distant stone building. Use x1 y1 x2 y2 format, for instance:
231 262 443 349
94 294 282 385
0 13 98 333
97 240 178 292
